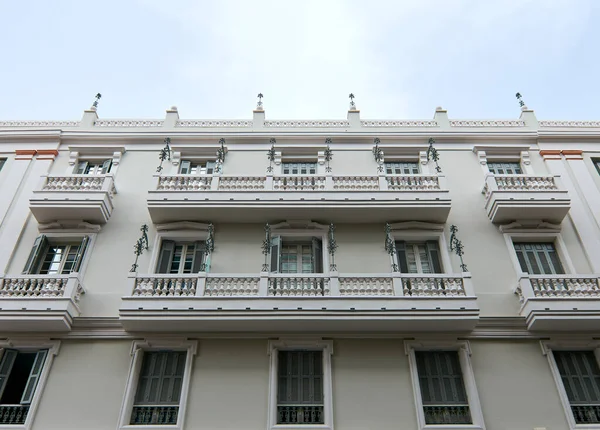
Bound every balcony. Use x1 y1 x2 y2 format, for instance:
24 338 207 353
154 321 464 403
0 273 85 331
146 173 451 224
29 175 117 224
483 174 570 224
119 272 479 332
515 274 600 331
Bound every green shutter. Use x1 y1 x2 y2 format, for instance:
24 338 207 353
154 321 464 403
206 161 216 174
20 350 47 404
514 243 564 275
179 161 191 174
157 241 175 274
415 351 468 405
100 159 112 174
312 238 323 274
75 161 88 174
395 241 409 273
135 351 186 406
22 235 49 274
191 241 205 273
278 351 323 405
426 241 443 273
71 236 90 273
0 350 18 401
270 236 281 273
554 351 600 405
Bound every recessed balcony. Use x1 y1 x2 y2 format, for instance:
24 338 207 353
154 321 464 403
515 274 600 331
483 174 570 224
147 173 451 224
0 273 85 331
29 175 117 224
119 272 479 332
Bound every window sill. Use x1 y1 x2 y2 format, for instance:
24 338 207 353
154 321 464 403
422 426 483 430
271 426 331 430
573 424 600 430
120 425 180 430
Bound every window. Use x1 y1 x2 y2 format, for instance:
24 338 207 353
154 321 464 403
179 160 215 175
385 162 419 175
553 351 600 425
594 159 600 176
0 349 48 425
406 341 485 430
282 162 317 175
514 242 564 275
22 235 89 275
487 162 522 175
415 351 472 425
74 159 112 175
120 340 196 430
156 240 205 274
130 351 186 425
270 237 323 274
0 159 5 172
277 351 324 425
396 241 442 274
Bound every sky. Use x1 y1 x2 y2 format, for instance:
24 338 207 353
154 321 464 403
0 0 598 121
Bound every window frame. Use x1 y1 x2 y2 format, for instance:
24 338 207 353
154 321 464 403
405 340 485 430
148 224 213 274
118 339 197 430
67 149 123 176
503 232 576 276
388 226 453 274
73 159 113 175
282 162 318 176
542 340 600 430
384 161 420 175
476 150 534 176
267 227 329 275
178 160 217 175
0 158 6 173
267 339 334 430
486 161 523 175
0 339 60 430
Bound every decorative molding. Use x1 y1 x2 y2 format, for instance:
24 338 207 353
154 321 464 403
270 220 329 231
520 150 531 165
539 120 600 127
36 149 59 160
38 220 102 233
176 119 252 127
361 120 438 127
539 150 562 160
389 221 445 231
68 151 79 166
477 150 487 165
450 119 525 127
15 150 36 160
0 338 61 355
95 119 164 127
130 338 198 356
419 150 427 166
267 338 334 355
171 151 182 166
540 339 600 356
498 220 562 233
0 120 79 127
264 120 349 128
112 151 123 166
155 221 212 232
562 149 584 160
68 146 126 156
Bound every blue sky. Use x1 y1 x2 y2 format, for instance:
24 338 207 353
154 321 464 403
0 0 598 121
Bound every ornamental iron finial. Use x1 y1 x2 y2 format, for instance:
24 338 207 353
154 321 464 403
216 138 226 173
373 137 384 173
130 224 149 272
324 138 333 172
92 93 102 109
200 222 215 271
427 138 442 173
449 224 468 272
257 93 264 109
349 93 356 110
384 223 399 272
328 223 338 271
515 92 525 108
261 223 272 271
156 137 172 173
267 138 276 173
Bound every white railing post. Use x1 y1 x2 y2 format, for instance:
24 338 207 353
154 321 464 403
37 174 49 191
63 273 81 298
461 272 474 296
378 174 388 191
552 174 564 190
127 272 138 295
196 272 207 296
152 175 162 191
516 274 535 300
265 174 274 191
101 174 115 193
325 174 334 191
437 174 448 190
392 272 404 296
259 272 269 296
329 271 339 296
210 174 220 190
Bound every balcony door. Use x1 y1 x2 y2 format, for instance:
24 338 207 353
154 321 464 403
270 237 323 274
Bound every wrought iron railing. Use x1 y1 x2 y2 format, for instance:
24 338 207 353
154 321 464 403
277 405 324 424
0 405 29 425
572 404 600 424
423 405 472 424
130 405 178 425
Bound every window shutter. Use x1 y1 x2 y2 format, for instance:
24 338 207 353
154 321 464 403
206 161 216 174
312 238 323 274
75 161 88 174
426 241 443 273
278 351 323 405
514 243 564 275
71 236 90 273
100 159 112 174
0 350 18 401
395 241 409 273
554 351 600 405
157 240 175 274
20 350 47 404
415 351 468 405
22 235 49 274
179 160 191 175
135 352 165 404
270 236 281 273
158 352 186 405
192 241 205 273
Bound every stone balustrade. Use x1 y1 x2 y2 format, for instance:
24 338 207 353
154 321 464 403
42 175 113 192
0 274 84 301
516 275 600 301
492 175 558 191
128 272 472 298
152 173 444 193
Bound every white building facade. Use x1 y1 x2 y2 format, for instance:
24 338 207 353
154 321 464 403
0 102 599 430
